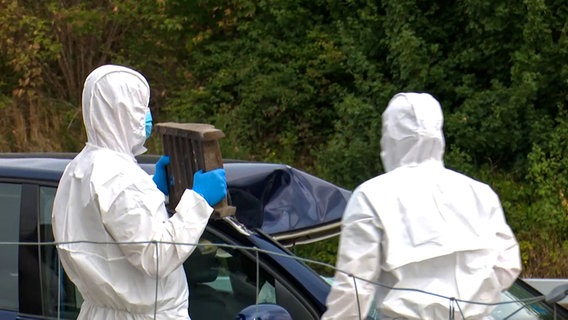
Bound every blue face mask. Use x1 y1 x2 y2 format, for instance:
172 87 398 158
145 111 153 139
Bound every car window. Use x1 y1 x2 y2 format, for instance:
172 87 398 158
38 186 81 319
493 282 566 320
0 183 21 312
185 229 318 320
185 231 276 319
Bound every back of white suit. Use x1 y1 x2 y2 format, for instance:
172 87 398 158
322 92 521 320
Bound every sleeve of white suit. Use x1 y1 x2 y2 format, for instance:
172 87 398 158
101 180 213 279
489 194 522 290
321 189 382 320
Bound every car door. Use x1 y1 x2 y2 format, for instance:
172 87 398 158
0 182 22 319
0 178 80 320
35 184 81 319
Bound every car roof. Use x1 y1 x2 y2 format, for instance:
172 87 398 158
0 153 71 182
0 152 351 246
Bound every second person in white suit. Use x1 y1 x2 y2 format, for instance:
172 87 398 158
322 92 522 320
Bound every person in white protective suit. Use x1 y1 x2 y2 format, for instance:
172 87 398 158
321 92 522 320
52 64 227 319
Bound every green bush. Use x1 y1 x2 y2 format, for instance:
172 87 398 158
2 0 568 277
292 237 339 277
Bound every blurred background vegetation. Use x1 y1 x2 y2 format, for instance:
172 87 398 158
1 0 567 278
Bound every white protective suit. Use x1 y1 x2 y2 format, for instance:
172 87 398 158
321 92 522 320
52 65 213 319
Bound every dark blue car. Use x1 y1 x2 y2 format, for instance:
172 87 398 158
0 153 565 320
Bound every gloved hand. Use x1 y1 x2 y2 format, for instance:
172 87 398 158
192 168 227 206
153 155 171 196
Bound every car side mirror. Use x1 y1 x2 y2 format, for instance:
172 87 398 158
234 303 292 320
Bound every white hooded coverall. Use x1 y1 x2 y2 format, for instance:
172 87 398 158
321 93 522 320
52 65 213 319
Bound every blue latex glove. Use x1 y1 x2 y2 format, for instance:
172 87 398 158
192 168 227 206
153 155 170 196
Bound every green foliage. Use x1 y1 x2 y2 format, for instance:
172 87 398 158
315 94 384 189
517 115 568 276
292 237 339 277
164 0 356 168
2 0 568 276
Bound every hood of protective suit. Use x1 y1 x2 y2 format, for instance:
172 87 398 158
380 92 445 172
82 64 150 156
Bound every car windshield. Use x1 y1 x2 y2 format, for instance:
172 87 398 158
492 282 566 320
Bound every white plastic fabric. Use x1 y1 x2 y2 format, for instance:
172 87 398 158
321 92 521 320
52 65 213 319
